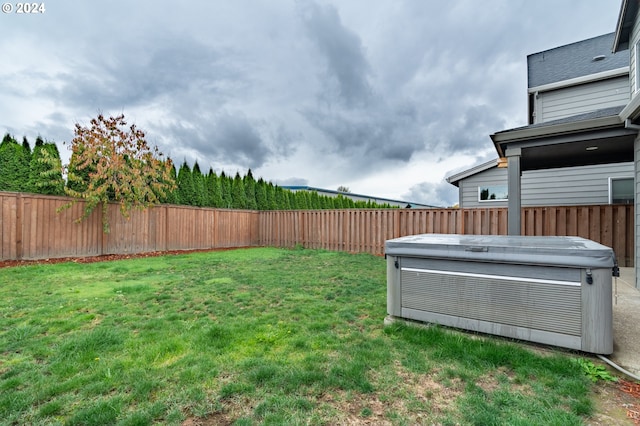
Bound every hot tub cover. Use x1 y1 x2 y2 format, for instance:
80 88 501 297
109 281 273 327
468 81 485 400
385 234 615 269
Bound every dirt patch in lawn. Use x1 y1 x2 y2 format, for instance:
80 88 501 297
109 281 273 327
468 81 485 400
0 247 250 269
588 378 640 425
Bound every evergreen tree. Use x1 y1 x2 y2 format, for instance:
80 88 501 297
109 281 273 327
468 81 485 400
22 137 32 164
255 178 268 210
66 143 94 194
206 168 223 208
28 139 64 195
328 195 336 209
298 191 310 209
231 172 247 209
0 133 30 192
243 169 258 210
283 190 292 209
219 171 232 208
163 163 179 204
344 196 355 208
192 161 206 207
309 191 320 209
274 186 288 209
266 182 277 210
287 189 298 209
176 161 196 205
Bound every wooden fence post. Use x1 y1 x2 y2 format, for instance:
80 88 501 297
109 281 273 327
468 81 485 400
15 193 23 260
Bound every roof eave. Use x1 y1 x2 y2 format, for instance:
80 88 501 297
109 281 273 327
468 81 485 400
491 115 624 155
613 0 634 52
619 93 640 121
445 159 499 186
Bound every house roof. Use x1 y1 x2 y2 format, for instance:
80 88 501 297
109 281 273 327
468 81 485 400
527 33 628 89
445 159 499 187
613 0 639 52
281 185 440 208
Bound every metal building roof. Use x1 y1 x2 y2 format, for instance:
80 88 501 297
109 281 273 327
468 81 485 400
281 185 440 208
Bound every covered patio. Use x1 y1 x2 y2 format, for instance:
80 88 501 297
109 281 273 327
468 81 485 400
491 105 638 288
491 103 640 377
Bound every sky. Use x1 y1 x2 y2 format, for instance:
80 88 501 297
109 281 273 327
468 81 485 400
0 0 623 207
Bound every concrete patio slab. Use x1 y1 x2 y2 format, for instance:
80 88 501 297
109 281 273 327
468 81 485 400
607 267 640 378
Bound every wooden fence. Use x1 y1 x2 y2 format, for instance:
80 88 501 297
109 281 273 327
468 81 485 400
258 205 634 266
0 192 634 266
0 192 258 261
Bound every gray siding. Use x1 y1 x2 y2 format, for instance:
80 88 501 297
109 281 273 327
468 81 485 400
537 76 629 123
459 162 633 208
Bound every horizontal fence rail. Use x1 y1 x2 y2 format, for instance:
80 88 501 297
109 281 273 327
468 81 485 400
0 191 634 266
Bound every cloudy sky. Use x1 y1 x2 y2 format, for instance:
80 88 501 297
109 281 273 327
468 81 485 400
1 0 622 206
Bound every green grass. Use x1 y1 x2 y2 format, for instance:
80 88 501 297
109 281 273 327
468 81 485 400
0 247 597 425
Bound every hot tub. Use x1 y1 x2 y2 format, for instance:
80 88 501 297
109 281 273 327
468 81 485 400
385 234 616 354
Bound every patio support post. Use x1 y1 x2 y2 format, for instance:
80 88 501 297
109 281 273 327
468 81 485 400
506 147 522 236
635 135 640 289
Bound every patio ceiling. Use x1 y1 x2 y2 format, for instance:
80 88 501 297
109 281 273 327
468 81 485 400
491 108 636 171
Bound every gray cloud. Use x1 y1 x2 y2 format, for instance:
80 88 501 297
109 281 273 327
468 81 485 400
48 36 230 112
158 112 271 170
298 0 372 107
403 181 459 208
276 177 309 186
303 101 421 165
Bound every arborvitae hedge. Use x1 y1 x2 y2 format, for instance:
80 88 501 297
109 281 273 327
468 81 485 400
0 131 399 210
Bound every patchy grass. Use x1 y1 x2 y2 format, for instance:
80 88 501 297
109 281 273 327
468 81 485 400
0 247 599 424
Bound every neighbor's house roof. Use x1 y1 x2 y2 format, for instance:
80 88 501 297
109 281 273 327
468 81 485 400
528 33 628 90
445 159 499 187
282 185 440 208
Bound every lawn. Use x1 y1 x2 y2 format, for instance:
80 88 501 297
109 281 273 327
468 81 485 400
0 247 599 425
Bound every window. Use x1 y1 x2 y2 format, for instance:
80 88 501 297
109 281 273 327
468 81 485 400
478 185 508 202
610 177 633 204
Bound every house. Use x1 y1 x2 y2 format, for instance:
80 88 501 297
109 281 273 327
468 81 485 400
481 2 640 288
614 0 640 288
281 185 439 208
446 160 633 209
447 33 633 209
